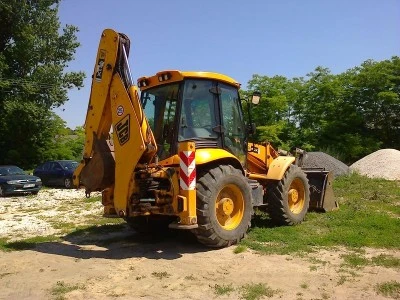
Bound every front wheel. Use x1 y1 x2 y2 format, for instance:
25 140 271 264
192 165 253 247
0 185 4 197
266 165 310 225
64 178 73 189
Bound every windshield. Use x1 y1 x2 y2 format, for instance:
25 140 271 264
179 80 218 141
59 161 78 170
0 166 25 176
141 83 179 160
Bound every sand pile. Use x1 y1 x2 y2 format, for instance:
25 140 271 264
350 148 400 180
302 152 350 177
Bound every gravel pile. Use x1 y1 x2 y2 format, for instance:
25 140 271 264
302 151 350 177
350 149 400 180
0 189 102 241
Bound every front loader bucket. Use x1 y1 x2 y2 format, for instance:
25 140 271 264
303 168 338 212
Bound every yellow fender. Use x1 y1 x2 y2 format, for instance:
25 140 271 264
195 148 239 164
266 156 296 180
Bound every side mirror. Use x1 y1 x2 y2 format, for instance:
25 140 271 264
247 122 256 135
245 91 261 137
251 91 261 105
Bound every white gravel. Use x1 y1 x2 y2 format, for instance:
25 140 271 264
350 148 400 180
0 188 102 240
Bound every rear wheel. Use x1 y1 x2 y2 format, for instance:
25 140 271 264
266 165 310 225
192 165 253 247
64 178 72 189
0 185 4 197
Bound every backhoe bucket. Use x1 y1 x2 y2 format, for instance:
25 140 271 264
80 136 115 193
303 168 338 212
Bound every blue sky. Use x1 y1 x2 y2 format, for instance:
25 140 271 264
56 0 400 129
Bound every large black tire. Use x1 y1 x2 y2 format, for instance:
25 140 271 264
266 165 310 225
0 185 4 197
192 165 253 247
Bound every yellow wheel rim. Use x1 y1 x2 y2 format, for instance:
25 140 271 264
288 178 305 214
215 184 244 230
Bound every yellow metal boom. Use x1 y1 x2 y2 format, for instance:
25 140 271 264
73 29 157 216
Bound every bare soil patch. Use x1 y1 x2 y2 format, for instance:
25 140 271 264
0 189 399 299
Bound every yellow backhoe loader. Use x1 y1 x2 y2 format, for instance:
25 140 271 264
73 29 337 247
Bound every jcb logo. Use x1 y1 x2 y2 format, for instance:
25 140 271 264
115 114 130 145
95 50 106 82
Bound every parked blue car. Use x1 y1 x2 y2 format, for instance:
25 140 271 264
0 165 42 197
33 160 79 188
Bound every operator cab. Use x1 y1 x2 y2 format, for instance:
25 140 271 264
138 71 247 164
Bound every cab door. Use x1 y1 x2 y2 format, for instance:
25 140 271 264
218 83 246 164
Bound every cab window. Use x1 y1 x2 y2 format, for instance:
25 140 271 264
220 83 246 161
141 83 179 160
179 80 217 140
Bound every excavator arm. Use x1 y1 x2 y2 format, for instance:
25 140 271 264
73 29 157 216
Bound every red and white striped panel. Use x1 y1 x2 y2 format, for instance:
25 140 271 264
179 150 196 190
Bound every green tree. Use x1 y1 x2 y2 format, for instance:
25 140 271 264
246 75 292 148
244 57 400 163
347 57 400 151
0 0 84 168
65 126 85 161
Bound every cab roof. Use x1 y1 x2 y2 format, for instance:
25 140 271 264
137 70 240 91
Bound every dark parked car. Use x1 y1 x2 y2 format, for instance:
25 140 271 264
33 160 79 188
0 165 42 197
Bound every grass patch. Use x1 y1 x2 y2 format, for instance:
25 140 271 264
321 292 330 299
371 254 400 269
0 235 60 251
240 283 279 300
19 207 43 213
84 195 102 203
0 223 127 252
375 281 400 299
337 275 347 286
0 238 8 251
244 174 400 254
151 271 171 279
0 272 13 279
309 265 318 271
66 223 126 236
82 216 125 226
212 283 235 296
185 275 196 280
300 283 308 289
50 280 85 300
234 244 247 254
341 253 369 268
341 252 400 270
308 257 328 266
51 222 78 231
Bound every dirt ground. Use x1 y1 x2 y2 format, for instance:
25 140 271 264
0 189 399 300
